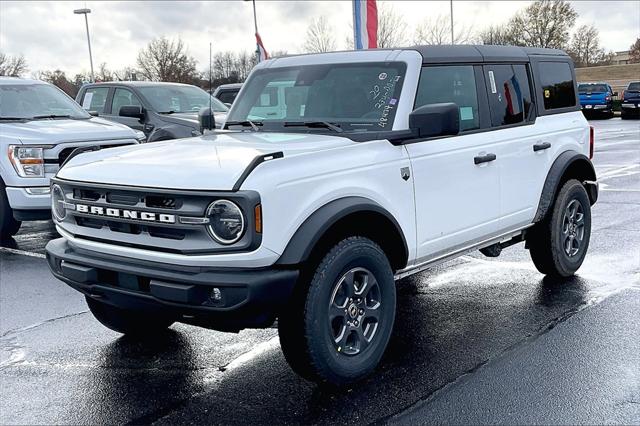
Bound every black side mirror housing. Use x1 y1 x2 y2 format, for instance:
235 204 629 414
119 105 144 121
409 103 460 139
198 107 215 132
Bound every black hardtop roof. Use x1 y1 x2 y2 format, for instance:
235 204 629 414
411 44 568 64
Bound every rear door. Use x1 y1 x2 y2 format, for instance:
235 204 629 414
482 63 544 230
405 64 502 260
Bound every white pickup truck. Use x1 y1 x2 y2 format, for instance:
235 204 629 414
0 77 143 237
46 45 597 385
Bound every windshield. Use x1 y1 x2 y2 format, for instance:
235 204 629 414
137 85 228 113
627 82 640 92
578 84 609 93
0 83 90 120
227 62 407 132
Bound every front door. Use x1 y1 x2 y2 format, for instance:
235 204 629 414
406 64 501 261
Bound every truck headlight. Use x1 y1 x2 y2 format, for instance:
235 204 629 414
206 199 245 244
51 184 67 221
8 145 44 178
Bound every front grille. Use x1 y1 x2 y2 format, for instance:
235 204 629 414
54 180 260 254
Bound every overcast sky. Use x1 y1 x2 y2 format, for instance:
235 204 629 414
1 1 638 76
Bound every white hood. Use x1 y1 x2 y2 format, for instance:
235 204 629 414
56 131 354 191
1 117 137 144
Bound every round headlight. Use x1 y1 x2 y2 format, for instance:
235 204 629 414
51 184 66 221
206 199 245 244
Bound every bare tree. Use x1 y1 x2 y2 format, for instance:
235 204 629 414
479 25 520 46
414 14 476 45
303 16 337 53
377 3 408 48
509 0 577 49
630 38 640 64
137 37 199 83
0 52 28 77
35 70 78 97
568 25 605 67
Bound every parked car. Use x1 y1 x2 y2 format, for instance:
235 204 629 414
76 82 229 142
578 82 615 118
0 77 142 238
213 83 242 105
47 45 597 385
621 81 640 119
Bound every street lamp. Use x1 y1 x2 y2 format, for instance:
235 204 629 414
244 0 260 63
74 8 94 82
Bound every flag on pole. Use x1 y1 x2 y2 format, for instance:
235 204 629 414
353 0 378 49
255 32 269 62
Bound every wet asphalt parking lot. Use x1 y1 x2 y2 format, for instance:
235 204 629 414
1 118 639 425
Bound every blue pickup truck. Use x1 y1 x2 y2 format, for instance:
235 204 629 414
621 81 640 119
578 82 616 118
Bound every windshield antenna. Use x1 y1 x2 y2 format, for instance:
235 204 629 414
208 42 213 131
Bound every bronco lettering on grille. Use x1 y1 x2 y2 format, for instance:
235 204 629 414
75 204 176 224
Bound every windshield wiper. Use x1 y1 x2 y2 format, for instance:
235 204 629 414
32 114 73 120
0 116 27 121
225 120 263 132
283 121 344 133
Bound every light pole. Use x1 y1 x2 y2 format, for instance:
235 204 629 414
74 8 94 82
450 0 454 44
245 0 260 63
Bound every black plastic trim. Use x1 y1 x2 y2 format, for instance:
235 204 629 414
533 151 597 222
13 209 51 221
276 196 409 268
232 151 284 191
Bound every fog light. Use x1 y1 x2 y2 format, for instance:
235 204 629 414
211 287 222 301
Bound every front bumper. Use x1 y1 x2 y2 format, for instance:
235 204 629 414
5 186 52 221
46 238 299 331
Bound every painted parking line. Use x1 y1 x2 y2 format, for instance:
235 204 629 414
0 247 46 259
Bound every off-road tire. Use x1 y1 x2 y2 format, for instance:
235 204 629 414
0 182 21 239
528 179 591 277
86 296 174 336
278 236 396 386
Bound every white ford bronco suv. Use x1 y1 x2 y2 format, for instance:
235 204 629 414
46 46 598 385
0 77 143 238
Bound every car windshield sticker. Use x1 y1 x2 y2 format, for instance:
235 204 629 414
82 92 93 109
459 106 474 121
488 71 497 94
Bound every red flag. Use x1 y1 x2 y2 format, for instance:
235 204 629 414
256 32 269 62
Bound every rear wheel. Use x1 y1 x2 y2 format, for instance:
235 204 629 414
86 297 174 336
278 237 396 385
528 179 591 277
0 182 21 239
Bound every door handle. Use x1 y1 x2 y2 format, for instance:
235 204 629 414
474 153 497 165
533 142 551 152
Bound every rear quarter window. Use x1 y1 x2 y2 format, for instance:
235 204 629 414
538 62 576 110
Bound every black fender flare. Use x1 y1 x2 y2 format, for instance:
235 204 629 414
276 196 409 268
533 150 597 223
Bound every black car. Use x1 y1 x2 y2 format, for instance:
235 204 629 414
76 82 229 142
212 83 242 106
621 81 640 119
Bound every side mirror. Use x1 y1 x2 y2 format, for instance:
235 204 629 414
409 103 460 138
198 107 215 132
119 105 144 121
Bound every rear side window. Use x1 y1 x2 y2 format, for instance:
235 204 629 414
415 65 480 131
484 64 533 126
538 62 576 110
81 87 109 113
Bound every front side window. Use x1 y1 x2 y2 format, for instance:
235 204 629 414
484 64 533 126
137 85 229 113
415 65 480 131
111 88 142 115
0 83 90 119
538 62 576 110
227 62 407 132
81 87 109 113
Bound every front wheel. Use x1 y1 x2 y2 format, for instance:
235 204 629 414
278 237 396 386
0 183 21 239
528 179 592 277
86 297 174 336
